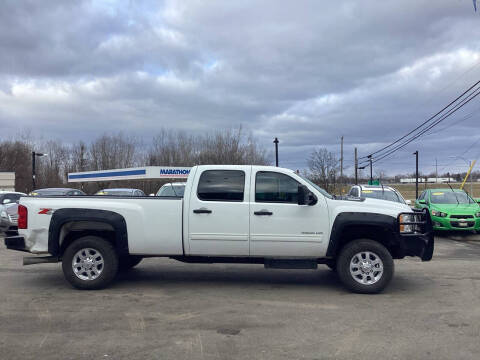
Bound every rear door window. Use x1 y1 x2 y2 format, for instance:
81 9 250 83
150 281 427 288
197 170 245 202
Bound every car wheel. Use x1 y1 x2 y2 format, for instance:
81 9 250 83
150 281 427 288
62 236 119 290
119 255 143 271
337 239 394 294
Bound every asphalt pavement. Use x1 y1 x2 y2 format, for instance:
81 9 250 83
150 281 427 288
1 233 480 360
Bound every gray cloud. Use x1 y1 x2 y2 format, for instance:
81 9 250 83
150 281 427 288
1 0 480 175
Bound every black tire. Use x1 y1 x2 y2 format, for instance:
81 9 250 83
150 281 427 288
118 255 143 271
62 236 119 290
336 239 394 294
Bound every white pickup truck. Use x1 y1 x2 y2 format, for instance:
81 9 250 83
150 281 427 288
5 165 433 293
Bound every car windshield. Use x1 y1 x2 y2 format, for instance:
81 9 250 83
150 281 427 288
361 190 402 203
157 185 185 197
96 190 134 196
430 191 475 204
298 175 333 199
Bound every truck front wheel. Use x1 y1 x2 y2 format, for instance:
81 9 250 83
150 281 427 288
62 236 119 290
336 239 394 294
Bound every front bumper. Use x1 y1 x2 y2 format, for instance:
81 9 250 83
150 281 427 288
431 216 480 231
4 236 29 253
397 209 434 261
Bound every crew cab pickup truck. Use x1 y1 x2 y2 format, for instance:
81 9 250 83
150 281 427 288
4 165 434 293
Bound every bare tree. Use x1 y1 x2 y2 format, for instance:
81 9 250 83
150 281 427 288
307 148 339 192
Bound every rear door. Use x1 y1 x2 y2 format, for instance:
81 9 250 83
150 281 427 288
249 169 329 257
187 166 251 256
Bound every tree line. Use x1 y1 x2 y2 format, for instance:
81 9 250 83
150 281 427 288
0 127 473 195
0 128 269 194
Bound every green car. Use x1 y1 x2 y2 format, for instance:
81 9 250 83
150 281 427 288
415 189 480 231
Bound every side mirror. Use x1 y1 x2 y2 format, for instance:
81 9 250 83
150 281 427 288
418 199 426 204
405 200 412 205
2 199 11 204
298 185 317 206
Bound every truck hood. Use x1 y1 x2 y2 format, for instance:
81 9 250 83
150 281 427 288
329 197 412 219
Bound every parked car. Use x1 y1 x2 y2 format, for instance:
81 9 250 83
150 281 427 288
348 185 410 205
156 182 186 197
0 191 26 208
5 165 433 294
0 202 19 236
415 189 480 231
95 188 146 196
30 188 86 196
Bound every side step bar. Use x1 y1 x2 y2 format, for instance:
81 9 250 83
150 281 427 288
264 259 318 269
23 256 59 266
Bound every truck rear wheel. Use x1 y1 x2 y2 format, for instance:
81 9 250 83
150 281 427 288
62 236 119 290
336 239 394 294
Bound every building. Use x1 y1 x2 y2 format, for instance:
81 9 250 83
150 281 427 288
400 177 455 184
0 172 15 191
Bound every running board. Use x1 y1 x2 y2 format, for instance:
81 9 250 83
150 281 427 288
23 256 59 266
264 259 318 269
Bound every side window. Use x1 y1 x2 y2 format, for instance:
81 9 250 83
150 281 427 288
418 191 425 200
197 170 245 202
255 172 300 203
159 187 175 196
4 194 20 203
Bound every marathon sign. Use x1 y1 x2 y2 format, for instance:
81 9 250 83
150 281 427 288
68 166 191 182
159 168 191 178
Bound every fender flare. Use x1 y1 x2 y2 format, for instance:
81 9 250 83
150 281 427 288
48 208 128 257
326 212 397 257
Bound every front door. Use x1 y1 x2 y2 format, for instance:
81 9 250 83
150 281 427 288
249 170 329 257
187 167 251 256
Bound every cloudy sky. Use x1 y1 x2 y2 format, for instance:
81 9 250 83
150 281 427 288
1 0 480 175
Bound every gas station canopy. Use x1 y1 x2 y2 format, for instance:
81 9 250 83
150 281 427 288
68 166 191 183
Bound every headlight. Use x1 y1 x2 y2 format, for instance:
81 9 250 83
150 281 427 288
475 212 480 218
0 211 7 219
399 214 414 233
431 210 447 218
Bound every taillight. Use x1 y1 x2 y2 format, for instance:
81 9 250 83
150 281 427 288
18 205 28 229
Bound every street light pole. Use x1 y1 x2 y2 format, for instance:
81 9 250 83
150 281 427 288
367 155 373 184
273 138 279 167
32 151 48 191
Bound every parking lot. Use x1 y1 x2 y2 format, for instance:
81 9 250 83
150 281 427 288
1 234 479 360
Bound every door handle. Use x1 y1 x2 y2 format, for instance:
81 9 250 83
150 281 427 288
254 210 273 216
193 208 212 214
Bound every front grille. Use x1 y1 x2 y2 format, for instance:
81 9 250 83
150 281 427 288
450 221 475 228
450 215 474 219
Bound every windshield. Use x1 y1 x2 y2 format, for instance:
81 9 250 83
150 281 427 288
430 191 475 204
96 190 133 196
361 190 403 203
157 185 186 197
298 175 333 199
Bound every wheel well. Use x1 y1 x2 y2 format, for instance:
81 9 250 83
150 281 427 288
59 221 116 256
334 225 401 259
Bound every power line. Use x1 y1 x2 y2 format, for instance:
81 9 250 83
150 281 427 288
360 85 480 165
359 80 480 161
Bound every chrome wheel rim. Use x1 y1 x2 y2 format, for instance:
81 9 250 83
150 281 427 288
350 251 383 285
72 248 104 281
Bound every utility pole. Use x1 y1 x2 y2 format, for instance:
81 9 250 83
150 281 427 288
340 136 343 179
413 151 419 199
354 147 358 185
368 155 373 184
273 138 279 167
435 158 438 184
